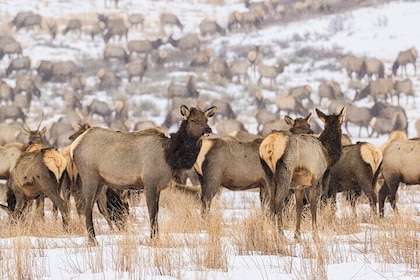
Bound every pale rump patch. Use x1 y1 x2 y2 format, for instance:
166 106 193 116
194 139 214 176
43 149 67 182
259 132 289 173
360 142 383 173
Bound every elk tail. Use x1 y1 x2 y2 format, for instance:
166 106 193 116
360 142 383 174
259 132 289 173
42 148 67 182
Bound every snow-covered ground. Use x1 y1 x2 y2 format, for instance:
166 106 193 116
1 0 420 279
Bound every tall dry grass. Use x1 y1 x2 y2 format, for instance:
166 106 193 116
0 185 418 279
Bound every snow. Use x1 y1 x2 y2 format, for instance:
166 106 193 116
1 0 420 279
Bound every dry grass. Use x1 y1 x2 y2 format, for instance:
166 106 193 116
0 186 418 279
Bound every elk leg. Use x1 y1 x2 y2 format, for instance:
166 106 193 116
43 188 69 232
273 162 291 235
309 185 320 239
294 189 304 240
96 187 114 230
35 196 45 221
200 171 221 217
145 186 160 239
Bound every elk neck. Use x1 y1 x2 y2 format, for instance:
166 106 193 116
164 120 203 172
318 121 342 166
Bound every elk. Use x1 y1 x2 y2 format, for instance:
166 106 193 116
51 60 77 82
274 94 305 116
128 13 145 29
160 13 184 34
342 55 366 80
259 107 346 240
36 60 53 82
392 47 418 76
0 80 14 104
70 75 86 93
393 78 415 106
365 57 385 80
62 19 82 37
215 119 247 136
378 139 420 217
318 80 343 105
104 45 129 63
85 99 113 123
14 76 41 99
199 19 225 37
209 58 230 80
71 105 216 245
127 38 163 57
190 49 213 67
10 12 42 31
167 75 199 101
0 104 26 123
211 99 236 120
98 14 128 43
325 141 383 215
0 41 22 60
354 76 394 103
228 59 250 84
97 68 121 89
127 58 148 82
288 84 313 104
46 19 57 40
5 56 31 77
343 103 372 137
369 102 408 137
197 114 313 216
255 108 277 134
257 60 288 88
167 34 201 52
248 45 263 77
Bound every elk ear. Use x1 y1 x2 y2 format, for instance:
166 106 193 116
284 115 294 126
304 112 312 122
338 106 346 124
315 108 326 122
180 105 190 119
205 106 217 118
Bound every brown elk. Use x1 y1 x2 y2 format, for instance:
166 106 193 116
257 60 288 88
127 58 148 82
274 94 305 116
392 47 417 76
104 45 129 63
228 59 250 84
51 60 77 82
128 13 145 30
160 13 184 34
354 76 394 103
190 49 213 67
71 105 216 245
342 55 366 80
318 80 343 105
98 14 128 43
215 119 247 136
209 58 230 80
5 56 31 77
325 141 383 215
10 12 42 31
0 41 22 60
85 99 113 123
62 19 82 37
378 138 420 217
370 102 408 137
259 107 346 240
167 75 199 101
14 76 41 99
343 103 372 137
167 34 201 52
365 57 385 80
0 80 14 105
97 68 121 89
127 38 163 57
197 114 313 216
393 78 415 106
199 19 225 37
288 84 313 104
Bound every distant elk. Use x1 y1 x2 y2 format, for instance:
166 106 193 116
37 60 77 82
160 13 184 34
62 19 82 37
98 14 128 43
288 84 313 105
14 75 41 99
369 102 408 137
393 78 415 106
167 75 199 101
127 13 145 30
10 11 42 31
343 103 372 138
259 107 346 240
0 105 26 123
190 49 213 67
274 94 305 117
71 105 216 245
97 68 121 89
365 57 385 80
199 19 225 37
318 80 344 105
84 99 113 123
5 56 31 77
208 58 230 80
0 41 22 60
127 58 148 82
257 60 288 88
0 80 14 104
248 45 263 77
103 44 129 63
127 38 164 57
392 47 418 76
354 76 394 103
167 34 201 52
228 59 251 84
342 55 366 80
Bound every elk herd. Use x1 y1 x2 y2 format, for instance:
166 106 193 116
0 0 419 245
